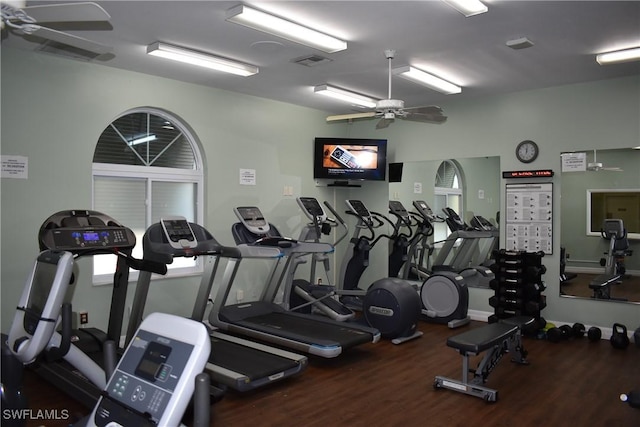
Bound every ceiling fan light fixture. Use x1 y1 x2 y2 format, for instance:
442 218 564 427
314 84 377 108
596 47 640 65
146 42 258 76
393 65 462 95
226 4 347 53
442 0 488 17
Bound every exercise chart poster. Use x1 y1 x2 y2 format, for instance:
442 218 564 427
505 182 553 254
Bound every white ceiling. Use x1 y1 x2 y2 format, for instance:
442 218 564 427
3 1 640 115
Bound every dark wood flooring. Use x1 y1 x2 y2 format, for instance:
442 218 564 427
18 320 640 427
561 272 640 302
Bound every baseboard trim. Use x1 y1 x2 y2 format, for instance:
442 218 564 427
467 309 634 342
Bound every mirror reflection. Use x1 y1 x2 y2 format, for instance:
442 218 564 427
388 157 501 288
560 148 640 304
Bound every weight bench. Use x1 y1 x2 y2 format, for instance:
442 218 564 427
434 316 533 402
589 274 622 299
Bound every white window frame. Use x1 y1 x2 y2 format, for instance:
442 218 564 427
91 108 204 285
433 160 464 242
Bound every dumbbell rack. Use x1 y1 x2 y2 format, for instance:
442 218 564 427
488 250 547 328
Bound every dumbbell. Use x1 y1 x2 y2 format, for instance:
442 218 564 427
588 326 602 342
572 323 586 338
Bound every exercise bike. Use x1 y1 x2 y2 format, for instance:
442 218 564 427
589 218 633 300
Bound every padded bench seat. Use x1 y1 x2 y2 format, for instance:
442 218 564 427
447 323 516 354
589 274 621 289
435 316 533 402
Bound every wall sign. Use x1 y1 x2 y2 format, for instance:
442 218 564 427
505 182 553 254
502 169 554 178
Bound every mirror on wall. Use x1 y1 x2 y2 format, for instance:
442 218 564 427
388 156 501 288
559 148 640 304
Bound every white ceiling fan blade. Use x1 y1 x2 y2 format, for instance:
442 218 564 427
31 25 112 54
376 117 393 129
403 111 448 124
23 2 110 23
404 105 444 115
326 111 377 122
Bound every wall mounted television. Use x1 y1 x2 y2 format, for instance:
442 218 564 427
313 137 387 184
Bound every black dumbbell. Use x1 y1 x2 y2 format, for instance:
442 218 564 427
587 326 602 342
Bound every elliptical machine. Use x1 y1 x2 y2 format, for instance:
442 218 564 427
392 201 471 328
286 198 422 344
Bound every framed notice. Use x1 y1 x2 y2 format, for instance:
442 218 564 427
505 182 553 254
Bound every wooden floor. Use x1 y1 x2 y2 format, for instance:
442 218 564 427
19 320 640 427
561 272 640 302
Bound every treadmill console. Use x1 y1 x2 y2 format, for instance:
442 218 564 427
39 210 136 254
234 207 270 234
345 200 372 223
389 200 410 220
44 227 132 251
88 313 210 427
160 217 198 249
297 197 327 222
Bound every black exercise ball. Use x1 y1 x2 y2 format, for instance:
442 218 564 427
363 278 421 340
587 326 602 342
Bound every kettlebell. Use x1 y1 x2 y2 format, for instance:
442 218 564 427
587 326 601 342
634 327 640 349
610 323 630 349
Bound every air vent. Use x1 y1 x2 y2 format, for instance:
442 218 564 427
37 40 101 61
292 54 332 67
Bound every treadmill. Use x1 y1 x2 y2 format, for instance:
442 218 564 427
8 210 161 408
208 206 381 358
126 217 308 392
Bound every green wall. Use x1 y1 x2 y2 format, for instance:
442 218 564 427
2 47 639 337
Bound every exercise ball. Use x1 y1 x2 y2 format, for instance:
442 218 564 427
363 278 421 340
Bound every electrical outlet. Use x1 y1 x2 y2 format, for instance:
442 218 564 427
79 311 88 325
236 290 244 302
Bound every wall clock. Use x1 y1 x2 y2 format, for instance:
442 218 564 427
516 140 539 163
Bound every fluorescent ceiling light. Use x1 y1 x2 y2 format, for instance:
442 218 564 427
314 84 377 108
442 0 488 17
393 66 462 95
226 4 347 53
128 135 157 146
146 42 258 77
596 47 640 65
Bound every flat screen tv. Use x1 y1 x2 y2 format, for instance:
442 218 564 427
313 137 387 183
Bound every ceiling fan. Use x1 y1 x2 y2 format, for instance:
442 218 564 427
1 1 112 55
326 50 447 129
587 149 623 172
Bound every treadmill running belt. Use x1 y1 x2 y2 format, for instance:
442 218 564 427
239 312 373 349
210 336 297 380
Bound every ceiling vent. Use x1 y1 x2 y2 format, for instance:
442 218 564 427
292 54 332 67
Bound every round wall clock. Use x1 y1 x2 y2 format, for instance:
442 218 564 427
515 140 539 163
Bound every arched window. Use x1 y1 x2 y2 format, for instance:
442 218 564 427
433 160 463 241
92 108 204 283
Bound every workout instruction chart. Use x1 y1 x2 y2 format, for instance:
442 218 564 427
505 183 553 254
